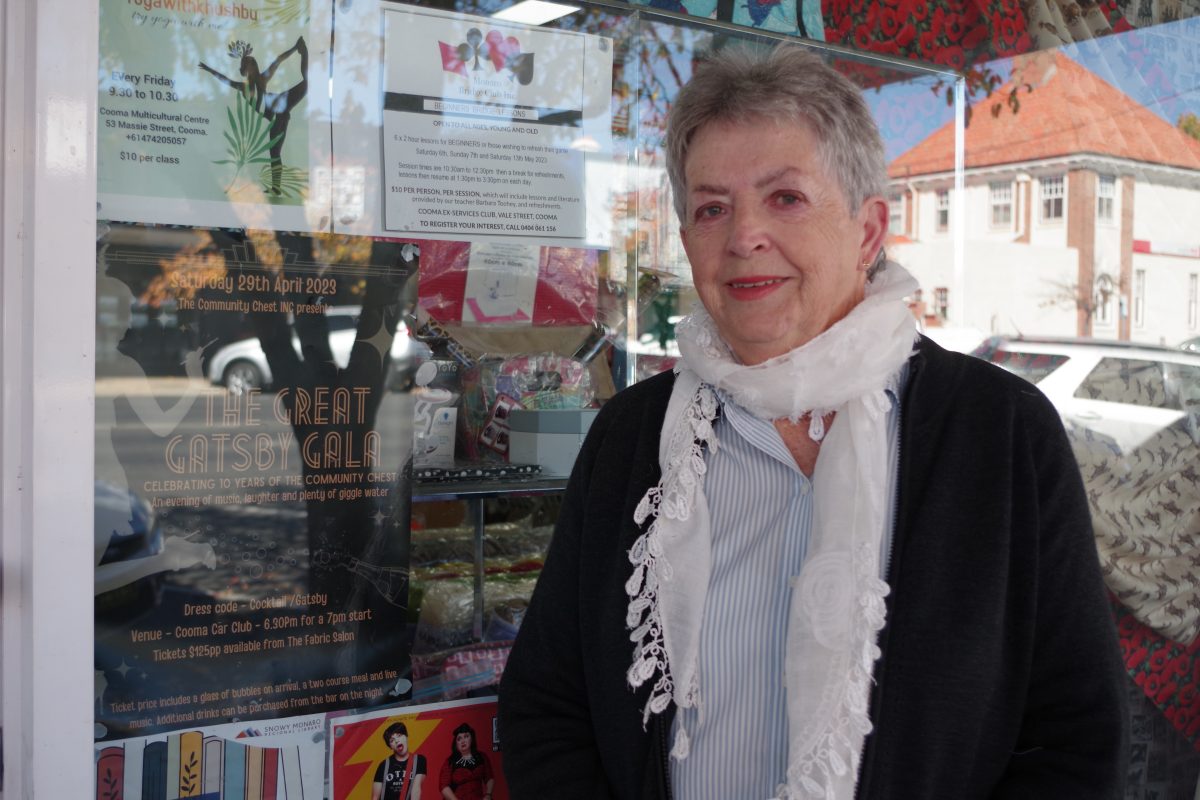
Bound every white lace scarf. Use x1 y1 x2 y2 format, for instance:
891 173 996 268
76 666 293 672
625 262 920 800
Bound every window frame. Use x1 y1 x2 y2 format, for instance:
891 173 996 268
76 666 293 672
989 180 1013 229
1097 174 1115 223
1039 175 1065 223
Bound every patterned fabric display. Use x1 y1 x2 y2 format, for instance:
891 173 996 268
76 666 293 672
1113 598 1200 752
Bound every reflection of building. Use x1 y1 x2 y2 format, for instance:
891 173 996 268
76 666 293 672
887 51 1200 345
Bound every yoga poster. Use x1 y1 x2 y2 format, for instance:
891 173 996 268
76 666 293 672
97 0 332 231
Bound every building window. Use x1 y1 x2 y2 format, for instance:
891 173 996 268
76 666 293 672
1040 175 1064 221
989 181 1012 228
936 189 949 232
934 287 949 320
1094 273 1116 326
1190 273 1198 330
888 190 904 234
1097 174 1115 222
1134 269 1146 328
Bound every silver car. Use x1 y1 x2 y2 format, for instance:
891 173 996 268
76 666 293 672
206 306 425 393
970 336 1200 454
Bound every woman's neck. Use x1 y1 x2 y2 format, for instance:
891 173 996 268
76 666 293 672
773 412 834 477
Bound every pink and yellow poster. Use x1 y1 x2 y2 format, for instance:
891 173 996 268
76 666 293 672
330 697 506 800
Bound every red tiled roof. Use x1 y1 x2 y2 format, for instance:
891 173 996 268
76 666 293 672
888 51 1200 178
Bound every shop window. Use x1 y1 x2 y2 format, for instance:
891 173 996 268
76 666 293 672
1097 174 1115 222
989 181 1012 228
935 189 949 232
1040 175 1064 222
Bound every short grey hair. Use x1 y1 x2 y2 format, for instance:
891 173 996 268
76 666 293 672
665 43 887 226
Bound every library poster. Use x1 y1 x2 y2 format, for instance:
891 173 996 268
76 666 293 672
93 714 326 800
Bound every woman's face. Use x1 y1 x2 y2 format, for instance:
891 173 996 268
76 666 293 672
455 732 472 755
679 118 886 365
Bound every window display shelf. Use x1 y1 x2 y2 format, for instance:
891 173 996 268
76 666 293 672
413 477 569 503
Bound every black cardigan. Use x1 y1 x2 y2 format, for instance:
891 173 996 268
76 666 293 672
498 337 1129 799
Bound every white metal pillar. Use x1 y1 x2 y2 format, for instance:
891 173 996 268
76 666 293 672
2 0 98 794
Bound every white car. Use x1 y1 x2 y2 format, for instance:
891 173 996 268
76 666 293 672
206 306 426 393
970 336 1200 454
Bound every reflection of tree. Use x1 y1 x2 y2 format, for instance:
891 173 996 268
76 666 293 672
1180 111 1200 142
141 234 228 308
1041 270 1122 334
215 228 417 674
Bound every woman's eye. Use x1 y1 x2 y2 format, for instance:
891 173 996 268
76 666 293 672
775 192 803 206
695 204 723 220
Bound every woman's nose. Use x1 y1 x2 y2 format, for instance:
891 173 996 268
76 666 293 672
726 205 770 258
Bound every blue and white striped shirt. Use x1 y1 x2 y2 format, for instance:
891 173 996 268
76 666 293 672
670 383 902 800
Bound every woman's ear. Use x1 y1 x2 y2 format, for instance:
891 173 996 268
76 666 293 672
857 195 889 271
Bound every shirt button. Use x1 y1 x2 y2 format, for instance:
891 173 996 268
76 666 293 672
799 480 811 495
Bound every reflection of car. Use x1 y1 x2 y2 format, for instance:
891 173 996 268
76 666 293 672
94 481 164 617
970 336 1200 453
206 306 426 393
920 325 987 354
95 482 219 619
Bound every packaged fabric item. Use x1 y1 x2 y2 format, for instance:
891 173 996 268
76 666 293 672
409 570 540 701
484 599 528 642
508 409 599 477
457 354 593 462
412 384 459 469
417 240 598 327
411 642 513 702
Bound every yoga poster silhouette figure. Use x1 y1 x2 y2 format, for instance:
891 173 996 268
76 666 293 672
200 36 309 196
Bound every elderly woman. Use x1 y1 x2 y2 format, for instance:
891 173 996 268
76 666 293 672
498 44 1127 799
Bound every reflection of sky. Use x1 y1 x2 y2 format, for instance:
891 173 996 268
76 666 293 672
1068 17 1200 129
870 16 1200 164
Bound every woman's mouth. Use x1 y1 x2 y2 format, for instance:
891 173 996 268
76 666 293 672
726 277 786 300
728 278 785 288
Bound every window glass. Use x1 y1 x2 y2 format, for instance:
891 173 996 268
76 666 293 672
1040 175 1064 221
89 0 1200 788
1098 174 1115 222
989 181 1012 228
91 0 956 767
1073 357 1170 407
